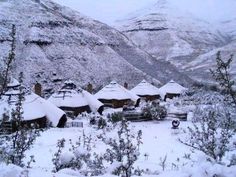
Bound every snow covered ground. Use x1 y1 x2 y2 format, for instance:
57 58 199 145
1 114 235 177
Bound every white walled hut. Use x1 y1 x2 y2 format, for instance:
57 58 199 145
48 80 104 116
95 81 140 108
159 80 187 101
130 80 161 101
0 79 67 132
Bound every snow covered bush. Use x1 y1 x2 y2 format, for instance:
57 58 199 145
141 101 167 120
179 52 236 165
182 105 235 163
52 137 89 173
108 112 123 123
103 119 142 177
86 113 108 129
171 85 229 111
52 132 105 176
0 163 26 177
229 154 236 167
0 117 40 168
177 89 225 106
97 116 107 129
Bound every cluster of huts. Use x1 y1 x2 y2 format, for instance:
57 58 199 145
0 78 187 132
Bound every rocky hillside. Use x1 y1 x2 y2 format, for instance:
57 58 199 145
0 0 192 93
117 0 236 82
221 18 236 41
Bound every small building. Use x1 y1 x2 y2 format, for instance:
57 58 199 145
94 81 140 108
48 80 104 117
0 78 67 132
159 80 187 101
130 80 161 101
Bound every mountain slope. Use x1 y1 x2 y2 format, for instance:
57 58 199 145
184 41 236 81
187 16 236 81
220 18 236 41
0 0 192 91
116 0 235 82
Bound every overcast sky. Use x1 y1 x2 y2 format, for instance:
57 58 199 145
53 0 236 25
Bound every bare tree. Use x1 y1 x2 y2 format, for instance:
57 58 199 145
159 154 167 171
0 73 41 167
0 24 16 97
210 51 236 106
104 119 142 177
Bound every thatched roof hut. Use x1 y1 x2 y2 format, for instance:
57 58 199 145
0 79 67 131
159 80 187 101
95 81 140 108
130 80 161 101
48 80 104 116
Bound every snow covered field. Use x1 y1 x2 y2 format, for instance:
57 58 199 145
1 116 235 177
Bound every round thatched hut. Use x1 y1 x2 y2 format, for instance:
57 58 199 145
0 78 67 132
48 80 104 116
130 80 161 101
159 80 187 101
95 81 140 108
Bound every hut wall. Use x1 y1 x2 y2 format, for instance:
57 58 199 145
164 93 180 101
57 114 67 128
9 117 47 132
135 98 140 107
98 99 113 108
113 99 130 108
99 99 131 108
60 105 91 117
139 95 161 102
97 106 104 115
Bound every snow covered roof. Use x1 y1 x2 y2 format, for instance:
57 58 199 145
4 89 21 96
7 78 20 88
48 87 103 113
130 80 160 96
159 80 187 97
0 93 65 127
83 90 104 113
95 81 140 101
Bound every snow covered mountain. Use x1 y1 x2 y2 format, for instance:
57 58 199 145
117 0 236 82
184 41 236 81
220 18 236 41
0 0 192 92
184 18 236 81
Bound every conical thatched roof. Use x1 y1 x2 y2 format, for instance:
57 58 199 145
48 81 103 113
159 80 187 98
95 81 139 102
0 92 66 127
130 80 160 96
